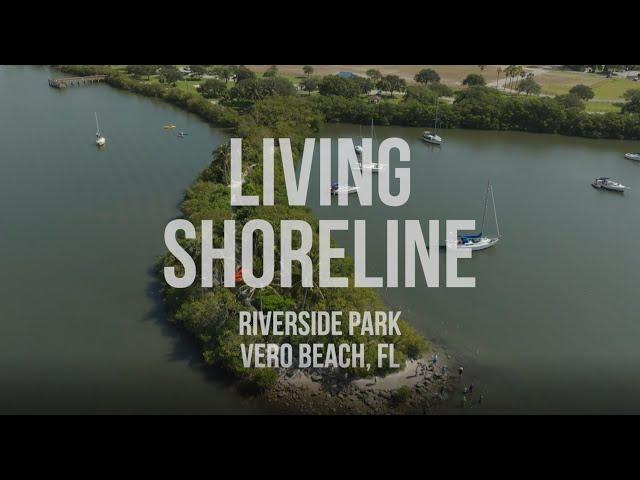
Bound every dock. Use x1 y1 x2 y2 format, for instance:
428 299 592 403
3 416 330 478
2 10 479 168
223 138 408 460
48 75 107 89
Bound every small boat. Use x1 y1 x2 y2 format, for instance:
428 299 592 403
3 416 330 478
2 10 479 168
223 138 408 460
447 180 500 252
455 235 500 251
592 177 629 192
356 120 376 154
178 131 188 138
422 131 442 145
94 112 106 147
331 182 359 195
358 162 386 173
164 124 176 129
624 152 640 161
422 98 443 145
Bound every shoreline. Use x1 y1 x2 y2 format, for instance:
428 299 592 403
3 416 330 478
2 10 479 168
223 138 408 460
261 347 464 414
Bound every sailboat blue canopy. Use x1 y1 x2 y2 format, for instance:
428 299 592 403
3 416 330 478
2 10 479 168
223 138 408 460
460 232 483 240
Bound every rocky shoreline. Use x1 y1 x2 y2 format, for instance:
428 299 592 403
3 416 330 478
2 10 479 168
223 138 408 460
261 353 462 414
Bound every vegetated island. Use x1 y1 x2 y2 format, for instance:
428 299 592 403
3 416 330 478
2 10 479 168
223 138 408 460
52 64 640 413
53 65 464 414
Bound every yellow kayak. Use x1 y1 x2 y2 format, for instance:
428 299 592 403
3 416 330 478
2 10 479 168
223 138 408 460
163 124 176 129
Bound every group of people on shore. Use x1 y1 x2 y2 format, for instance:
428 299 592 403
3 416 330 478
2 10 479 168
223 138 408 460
412 354 484 409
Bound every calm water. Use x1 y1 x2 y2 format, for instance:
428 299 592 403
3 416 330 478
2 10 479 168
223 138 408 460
0 65 262 413
3 66 640 414
311 124 640 414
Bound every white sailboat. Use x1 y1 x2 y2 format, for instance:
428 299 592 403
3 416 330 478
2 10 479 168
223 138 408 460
591 177 629 192
95 112 106 147
356 119 385 172
422 98 442 145
331 182 359 196
355 124 364 154
624 152 640 161
448 181 500 251
359 162 387 172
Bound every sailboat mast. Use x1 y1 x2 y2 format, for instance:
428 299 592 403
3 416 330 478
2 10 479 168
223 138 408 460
434 98 439 134
490 183 500 238
480 180 490 234
95 112 100 135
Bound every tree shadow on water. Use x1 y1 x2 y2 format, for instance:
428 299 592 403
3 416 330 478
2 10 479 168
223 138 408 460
143 264 238 390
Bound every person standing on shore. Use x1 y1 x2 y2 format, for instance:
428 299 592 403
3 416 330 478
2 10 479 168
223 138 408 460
458 366 464 377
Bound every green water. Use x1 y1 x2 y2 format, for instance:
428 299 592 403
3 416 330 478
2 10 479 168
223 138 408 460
0 65 261 413
310 123 640 414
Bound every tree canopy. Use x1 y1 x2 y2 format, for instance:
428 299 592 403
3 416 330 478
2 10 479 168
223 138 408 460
318 75 361 98
569 84 595 100
462 73 486 87
198 78 228 99
414 69 440 85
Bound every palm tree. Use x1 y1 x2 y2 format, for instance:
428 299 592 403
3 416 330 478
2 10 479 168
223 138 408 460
496 67 503 90
504 66 514 91
518 69 527 94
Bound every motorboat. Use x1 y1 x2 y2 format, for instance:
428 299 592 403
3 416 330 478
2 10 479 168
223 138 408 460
331 183 359 195
591 177 629 192
164 124 177 129
178 131 188 138
624 152 640 161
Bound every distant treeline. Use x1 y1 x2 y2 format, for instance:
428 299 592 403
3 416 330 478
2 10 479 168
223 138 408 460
55 65 640 142
311 89 640 140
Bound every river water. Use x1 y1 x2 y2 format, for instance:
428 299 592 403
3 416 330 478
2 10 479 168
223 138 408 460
0 65 262 413
310 123 640 414
3 65 640 414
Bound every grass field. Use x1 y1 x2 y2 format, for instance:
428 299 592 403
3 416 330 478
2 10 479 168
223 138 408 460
246 65 500 86
535 70 639 100
585 102 623 113
592 78 640 100
118 66 640 112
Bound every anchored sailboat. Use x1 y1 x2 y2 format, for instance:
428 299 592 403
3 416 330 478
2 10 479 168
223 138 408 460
331 182 359 195
448 180 500 251
357 120 386 172
95 112 106 147
355 124 364 154
422 97 443 145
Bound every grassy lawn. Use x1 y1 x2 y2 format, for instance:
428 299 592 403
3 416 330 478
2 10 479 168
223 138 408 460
537 70 601 96
585 102 623 113
537 71 639 100
592 78 640 100
246 65 497 86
